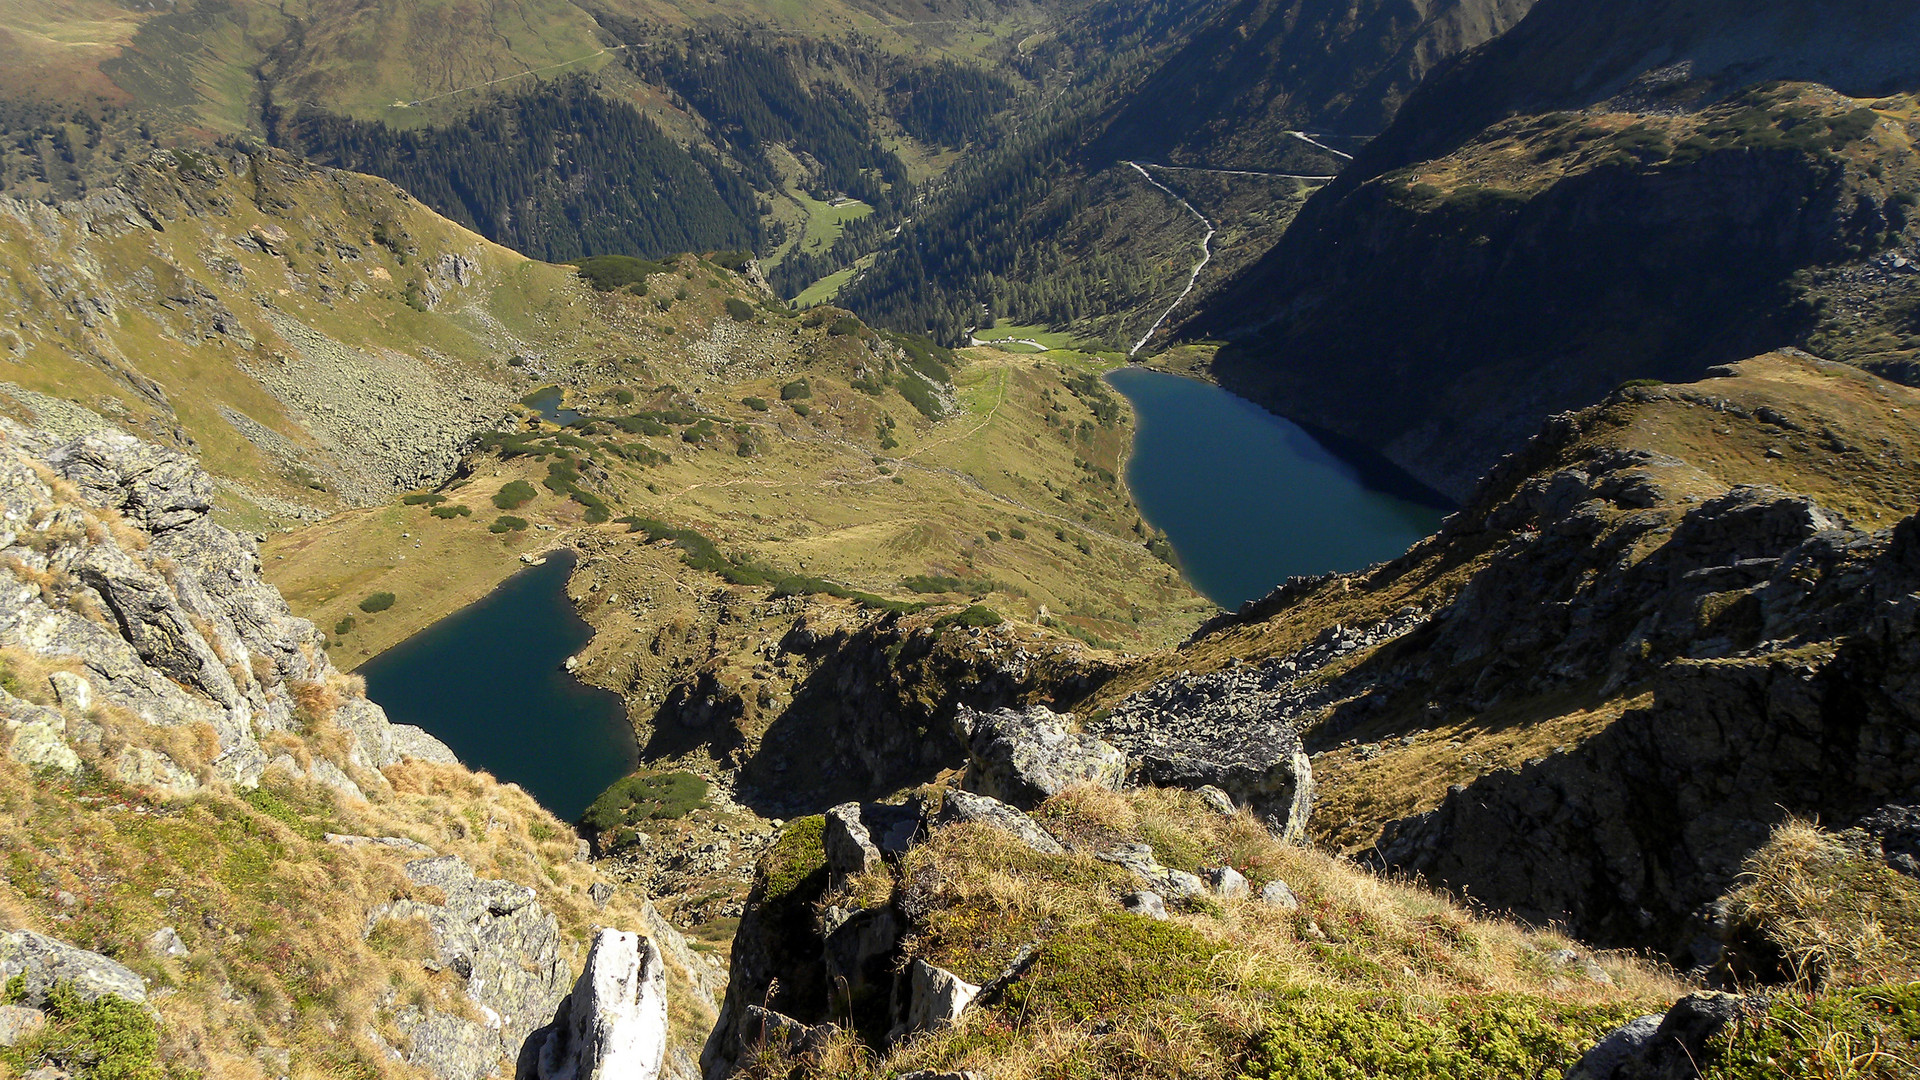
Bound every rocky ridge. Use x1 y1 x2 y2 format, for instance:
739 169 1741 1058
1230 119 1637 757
0 420 708 1080
0 419 457 794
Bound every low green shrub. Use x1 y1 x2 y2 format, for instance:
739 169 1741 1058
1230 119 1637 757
429 504 471 519
580 771 711 832
1238 992 1644 1080
401 492 445 506
333 616 355 636
493 480 537 509
725 297 756 322
780 379 812 400
572 255 667 292
935 605 1002 630
742 397 769 411
358 592 396 614
489 516 529 534
0 982 163 1080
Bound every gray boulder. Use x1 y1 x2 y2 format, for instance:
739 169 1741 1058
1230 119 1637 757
1566 992 1751 1080
823 802 883 881
1098 844 1205 899
0 1005 46 1047
1202 866 1250 899
146 927 188 959
736 1006 833 1060
1258 880 1300 911
0 930 147 1007
1122 891 1168 920
957 704 1125 809
896 959 979 1036
1564 1015 1662 1080
936 790 1066 855
520 928 669 1080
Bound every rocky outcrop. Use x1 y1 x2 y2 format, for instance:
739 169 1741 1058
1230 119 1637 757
368 856 573 1080
936 790 1066 856
1372 489 1920 963
1089 658 1345 841
730 614 1119 817
1566 992 1754 1080
0 423 454 798
520 928 669 1080
0 930 148 1008
957 705 1125 809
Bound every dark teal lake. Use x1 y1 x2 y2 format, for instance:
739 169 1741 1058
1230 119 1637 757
524 386 585 427
359 550 636 820
1106 367 1448 609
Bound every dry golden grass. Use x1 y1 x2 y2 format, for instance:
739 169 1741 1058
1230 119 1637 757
1723 819 1920 990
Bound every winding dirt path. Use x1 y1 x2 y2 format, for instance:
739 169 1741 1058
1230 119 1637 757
1123 162 1216 358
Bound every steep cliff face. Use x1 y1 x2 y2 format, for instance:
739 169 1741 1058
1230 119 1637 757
1204 85 1920 498
1094 0 1536 168
1194 0 1920 498
0 422 710 1079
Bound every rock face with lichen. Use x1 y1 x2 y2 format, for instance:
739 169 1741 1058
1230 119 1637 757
0 421 455 797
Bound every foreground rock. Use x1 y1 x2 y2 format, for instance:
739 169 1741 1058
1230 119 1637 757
957 705 1125 809
521 928 669 1080
369 856 572 1080
1566 992 1753 1080
0 930 147 1008
936 790 1066 855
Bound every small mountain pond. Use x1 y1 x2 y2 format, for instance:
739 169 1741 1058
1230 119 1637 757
359 550 635 821
522 386 585 427
1106 366 1449 608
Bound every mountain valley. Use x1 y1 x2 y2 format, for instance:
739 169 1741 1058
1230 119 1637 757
0 1 1918 1078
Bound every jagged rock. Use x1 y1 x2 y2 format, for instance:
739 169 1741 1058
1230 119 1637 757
0 423 456 799
367 856 572 1080
957 704 1125 809
1196 785 1237 815
45 672 90 711
822 906 900 1026
936 789 1066 855
115 746 199 796
897 960 979 1036
145 927 187 959
640 901 726 1007
1566 993 1750 1080
1099 844 1204 899
0 1005 47 1047
520 928 668 1080
1202 866 1250 899
590 882 615 910
0 930 147 1007
1085 652 1342 841
823 802 883 881
1258 880 1300 910
1122 891 1168 920
1848 804 1920 877
2 698 79 774
736 1006 833 1059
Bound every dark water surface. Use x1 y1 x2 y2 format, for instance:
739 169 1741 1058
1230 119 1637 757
523 386 585 427
359 550 635 820
1106 367 1448 609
